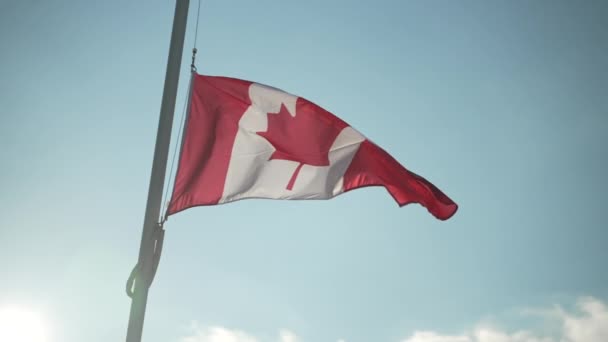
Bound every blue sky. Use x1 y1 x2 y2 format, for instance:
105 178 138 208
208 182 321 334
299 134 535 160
1 1 607 342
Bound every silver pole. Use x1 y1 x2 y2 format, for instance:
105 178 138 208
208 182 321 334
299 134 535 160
125 0 190 341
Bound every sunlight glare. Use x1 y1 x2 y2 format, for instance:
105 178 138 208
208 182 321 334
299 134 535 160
0 306 49 342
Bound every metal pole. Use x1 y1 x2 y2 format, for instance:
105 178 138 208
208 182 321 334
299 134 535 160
125 1 190 341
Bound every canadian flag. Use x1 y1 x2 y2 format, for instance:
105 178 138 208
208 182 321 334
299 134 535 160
167 74 457 220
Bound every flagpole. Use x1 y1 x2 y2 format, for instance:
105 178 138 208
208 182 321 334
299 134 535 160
125 0 190 342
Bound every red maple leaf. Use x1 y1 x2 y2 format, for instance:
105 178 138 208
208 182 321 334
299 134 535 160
257 101 344 190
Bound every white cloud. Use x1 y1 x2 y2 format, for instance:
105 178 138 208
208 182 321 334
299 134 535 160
180 324 301 342
404 327 554 342
181 325 258 342
179 297 608 342
560 297 608 342
405 331 470 342
402 297 608 342
473 328 553 342
413 330 547 342
279 329 299 342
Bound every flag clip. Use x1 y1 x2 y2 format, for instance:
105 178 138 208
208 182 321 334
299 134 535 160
191 48 197 72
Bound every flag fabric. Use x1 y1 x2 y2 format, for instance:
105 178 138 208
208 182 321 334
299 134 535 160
167 74 458 220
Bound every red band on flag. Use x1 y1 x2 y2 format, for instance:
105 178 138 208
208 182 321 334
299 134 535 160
168 76 252 215
343 141 458 220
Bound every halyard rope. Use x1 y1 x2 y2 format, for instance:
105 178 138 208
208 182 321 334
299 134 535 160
160 0 202 222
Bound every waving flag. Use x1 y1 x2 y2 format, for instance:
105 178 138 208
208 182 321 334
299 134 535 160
167 74 457 220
